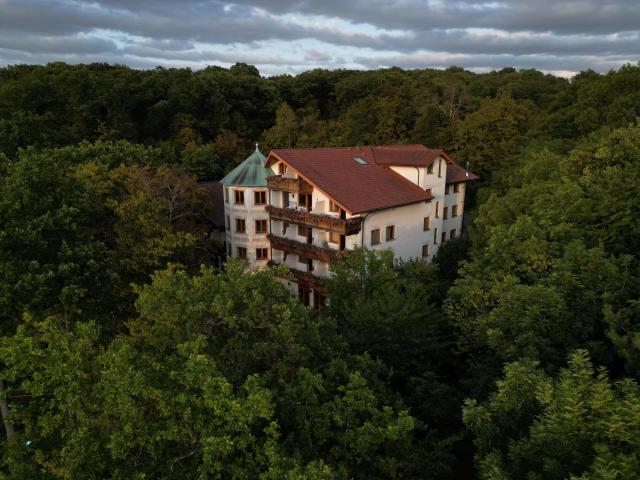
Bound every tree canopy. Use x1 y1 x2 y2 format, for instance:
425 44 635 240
1 62 639 479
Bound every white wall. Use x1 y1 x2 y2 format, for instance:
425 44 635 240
224 185 271 266
350 199 442 261
389 166 424 188
442 182 465 243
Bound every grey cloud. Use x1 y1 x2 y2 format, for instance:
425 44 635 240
0 0 638 75
303 49 332 62
231 0 640 35
0 32 117 55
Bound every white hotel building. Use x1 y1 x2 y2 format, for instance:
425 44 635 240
220 144 478 308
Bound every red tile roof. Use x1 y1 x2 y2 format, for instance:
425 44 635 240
446 163 479 183
369 144 444 167
268 145 441 214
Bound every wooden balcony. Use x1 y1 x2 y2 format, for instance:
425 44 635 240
268 261 326 291
266 175 313 194
266 205 362 235
267 233 343 264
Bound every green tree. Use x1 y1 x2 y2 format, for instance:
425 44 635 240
0 315 289 479
264 102 299 148
464 350 640 480
455 93 533 175
327 249 463 477
0 141 212 333
129 261 418 478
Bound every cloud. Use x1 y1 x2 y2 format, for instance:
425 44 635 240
0 0 638 76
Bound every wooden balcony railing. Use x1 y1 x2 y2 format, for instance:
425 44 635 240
268 261 326 291
267 233 343 263
266 175 313 194
266 205 362 235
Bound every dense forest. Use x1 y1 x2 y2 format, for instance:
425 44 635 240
0 61 639 479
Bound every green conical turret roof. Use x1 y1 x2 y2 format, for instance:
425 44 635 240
220 144 270 187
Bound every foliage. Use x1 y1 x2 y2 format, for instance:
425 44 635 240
1 62 640 479
0 141 215 334
0 262 417 479
464 350 640 480
455 93 534 176
447 125 640 388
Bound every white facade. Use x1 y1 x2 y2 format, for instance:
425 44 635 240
223 185 271 265
223 147 474 308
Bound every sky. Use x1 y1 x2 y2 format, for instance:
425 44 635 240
0 0 638 77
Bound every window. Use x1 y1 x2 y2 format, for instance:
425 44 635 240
386 225 395 241
254 190 266 205
371 228 380 245
441 231 447 243
278 163 287 175
353 157 368 165
224 188 229 203
454 183 460 193
227 242 232 256
443 206 448 220
427 162 434 174
450 229 457 240
298 285 310 307
234 189 244 204
313 291 326 310
298 225 310 237
446 184 451 195
329 201 340 213
435 201 440 218
300 193 312 210
329 231 340 244
438 159 443 178
282 221 289 235
422 244 429 257
226 215 230 230
423 217 430 231
237 246 247 258
434 228 438 244
256 247 268 260
255 219 267 233
452 205 458 217
235 218 246 233
298 255 308 264
282 191 289 208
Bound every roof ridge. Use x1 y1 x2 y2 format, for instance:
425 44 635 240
273 144 431 152
274 146 367 151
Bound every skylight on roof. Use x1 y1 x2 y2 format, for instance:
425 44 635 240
353 157 368 165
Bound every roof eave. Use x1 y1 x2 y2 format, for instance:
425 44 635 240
351 196 432 215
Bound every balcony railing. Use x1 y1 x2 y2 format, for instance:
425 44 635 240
266 175 313 194
268 261 326 291
266 205 362 235
267 233 343 263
